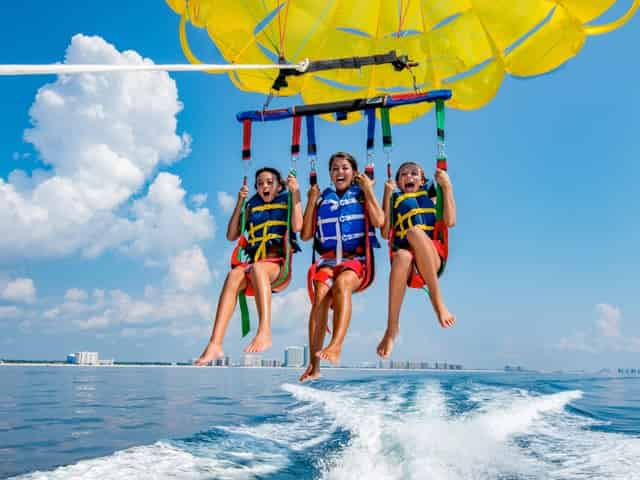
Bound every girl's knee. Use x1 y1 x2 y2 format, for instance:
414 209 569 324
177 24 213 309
333 274 356 293
393 249 413 266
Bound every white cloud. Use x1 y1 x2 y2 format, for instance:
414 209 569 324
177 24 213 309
191 193 207 207
0 34 212 263
85 173 214 262
557 303 640 354
65 288 88 302
168 246 212 291
595 303 620 337
1 278 36 304
217 191 236 214
271 288 309 333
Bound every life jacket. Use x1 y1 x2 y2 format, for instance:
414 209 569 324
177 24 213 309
390 184 437 250
314 184 380 259
244 191 300 261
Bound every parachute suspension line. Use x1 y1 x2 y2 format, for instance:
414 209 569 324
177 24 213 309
365 109 376 180
397 0 411 38
381 107 393 180
277 0 293 59
306 115 318 186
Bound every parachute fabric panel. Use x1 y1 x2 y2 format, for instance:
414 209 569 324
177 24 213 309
168 0 638 123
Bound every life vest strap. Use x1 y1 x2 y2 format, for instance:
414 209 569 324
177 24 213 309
393 190 428 209
394 207 436 229
250 203 288 212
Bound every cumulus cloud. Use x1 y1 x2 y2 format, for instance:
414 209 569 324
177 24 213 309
65 288 88 302
217 191 236 214
0 34 212 263
595 303 620 337
1 278 36 304
190 193 207 207
557 303 640 353
167 246 212 291
270 288 309 334
37 285 212 334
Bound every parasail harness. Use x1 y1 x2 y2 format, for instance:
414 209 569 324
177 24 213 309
237 89 452 305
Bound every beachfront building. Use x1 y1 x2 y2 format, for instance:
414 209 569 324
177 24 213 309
284 346 304 367
67 352 99 365
261 359 280 367
242 354 262 367
66 352 114 365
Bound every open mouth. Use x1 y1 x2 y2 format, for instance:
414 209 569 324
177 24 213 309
336 176 346 183
262 191 272 199
405 181 416 189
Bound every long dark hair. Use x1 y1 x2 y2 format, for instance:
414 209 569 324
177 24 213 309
254 167 285 191
328 152 358 172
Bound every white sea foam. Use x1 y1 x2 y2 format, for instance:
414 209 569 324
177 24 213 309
284 380 640 480
12 440 286 480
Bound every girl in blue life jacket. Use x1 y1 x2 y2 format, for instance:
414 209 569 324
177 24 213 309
299 152 384 382
195 167 303 366
376 161 456 359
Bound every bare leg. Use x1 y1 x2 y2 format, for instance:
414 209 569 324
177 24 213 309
195 267 247 365
244 261 281 353
300 280 331 382
316 270 361 365
407 226 455 328
377 249 413 359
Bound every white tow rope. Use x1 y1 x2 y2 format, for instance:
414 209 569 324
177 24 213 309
0 60 310 76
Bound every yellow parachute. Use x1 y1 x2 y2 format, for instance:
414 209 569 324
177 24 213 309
166 0 638 123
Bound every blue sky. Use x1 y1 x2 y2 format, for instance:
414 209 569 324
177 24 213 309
0 1 638 371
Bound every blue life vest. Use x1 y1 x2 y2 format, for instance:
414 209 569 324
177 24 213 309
391 184 437 250
314 184 380 257
245 191 299 261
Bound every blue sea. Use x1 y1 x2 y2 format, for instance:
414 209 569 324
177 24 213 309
1 366 639 479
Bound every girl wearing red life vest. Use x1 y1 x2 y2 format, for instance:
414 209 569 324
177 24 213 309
377 161 456 359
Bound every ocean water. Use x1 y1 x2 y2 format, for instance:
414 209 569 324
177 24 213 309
1 366 639 479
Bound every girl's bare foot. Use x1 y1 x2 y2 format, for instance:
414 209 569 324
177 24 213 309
195 343 224 365
316 344 342 365
299 364 321 382
376 328 398 359
244 331 272 353
436 308 456 328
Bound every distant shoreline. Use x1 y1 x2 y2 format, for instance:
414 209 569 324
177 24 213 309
0 362 503 373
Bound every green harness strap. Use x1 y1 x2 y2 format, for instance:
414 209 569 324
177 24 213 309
434 98 447 275
239 189 293 337
238 199 251 337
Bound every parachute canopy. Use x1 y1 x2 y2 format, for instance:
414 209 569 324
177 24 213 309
167 0 638 123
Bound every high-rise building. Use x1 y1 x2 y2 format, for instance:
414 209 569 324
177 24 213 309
73 352 99 365
242 354 262 367
284 346 304 367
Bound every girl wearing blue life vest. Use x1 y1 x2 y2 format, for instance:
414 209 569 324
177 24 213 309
377 161 456 359
299 152 384 382
195 167 303 366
